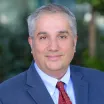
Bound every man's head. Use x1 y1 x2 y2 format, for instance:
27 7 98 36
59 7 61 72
27 4 77 79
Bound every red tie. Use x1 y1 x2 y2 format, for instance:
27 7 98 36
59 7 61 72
56 81 72 104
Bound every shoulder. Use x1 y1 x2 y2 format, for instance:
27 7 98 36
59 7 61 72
0 70 27 95
70 65 104 81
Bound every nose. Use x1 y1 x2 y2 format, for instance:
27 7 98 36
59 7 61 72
48 38 59 52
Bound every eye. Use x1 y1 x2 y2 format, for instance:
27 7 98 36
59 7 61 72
59 35 67 39
39 36 47 40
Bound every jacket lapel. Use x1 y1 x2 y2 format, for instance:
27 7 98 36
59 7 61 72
70 65 88 104
25 62 54 104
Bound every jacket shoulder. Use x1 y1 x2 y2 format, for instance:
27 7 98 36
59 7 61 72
70 65 104 81
0 71 27 94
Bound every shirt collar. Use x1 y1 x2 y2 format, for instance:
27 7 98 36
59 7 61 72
60 67 70 86
34 63 70 96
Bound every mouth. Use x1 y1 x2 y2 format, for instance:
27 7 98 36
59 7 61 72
46 55 62 61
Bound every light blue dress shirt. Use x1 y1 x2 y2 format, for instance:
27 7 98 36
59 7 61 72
35 63 76 104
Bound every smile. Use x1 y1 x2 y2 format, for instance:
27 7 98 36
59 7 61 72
46 55 62 61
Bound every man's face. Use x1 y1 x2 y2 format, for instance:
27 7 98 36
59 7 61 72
28 13 77 78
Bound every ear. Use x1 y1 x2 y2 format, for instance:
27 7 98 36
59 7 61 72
73 36 78 52
28 37 33 49
74 36 78 46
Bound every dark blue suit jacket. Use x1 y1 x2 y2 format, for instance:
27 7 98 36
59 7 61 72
0 62 104 104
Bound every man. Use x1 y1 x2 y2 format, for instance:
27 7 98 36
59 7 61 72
0 4 104 104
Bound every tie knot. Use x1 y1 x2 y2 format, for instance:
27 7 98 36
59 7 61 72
56 81 65 91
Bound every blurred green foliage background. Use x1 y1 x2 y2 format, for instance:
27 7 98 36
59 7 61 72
0 0 104 82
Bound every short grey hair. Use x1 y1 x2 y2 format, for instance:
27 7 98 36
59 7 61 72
27 4 77 37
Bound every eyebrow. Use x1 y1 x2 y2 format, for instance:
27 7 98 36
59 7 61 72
58 30 69 34
37 32 47 36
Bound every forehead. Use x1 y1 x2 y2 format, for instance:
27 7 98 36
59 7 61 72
35 12 70 24
35 13 71 31
33 13 73 36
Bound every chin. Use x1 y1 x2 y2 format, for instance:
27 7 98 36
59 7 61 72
46 64 63 71
46 60 66 69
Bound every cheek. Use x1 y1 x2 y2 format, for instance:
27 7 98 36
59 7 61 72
33 42 46 54
32 45 44 61
61 41 74 51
